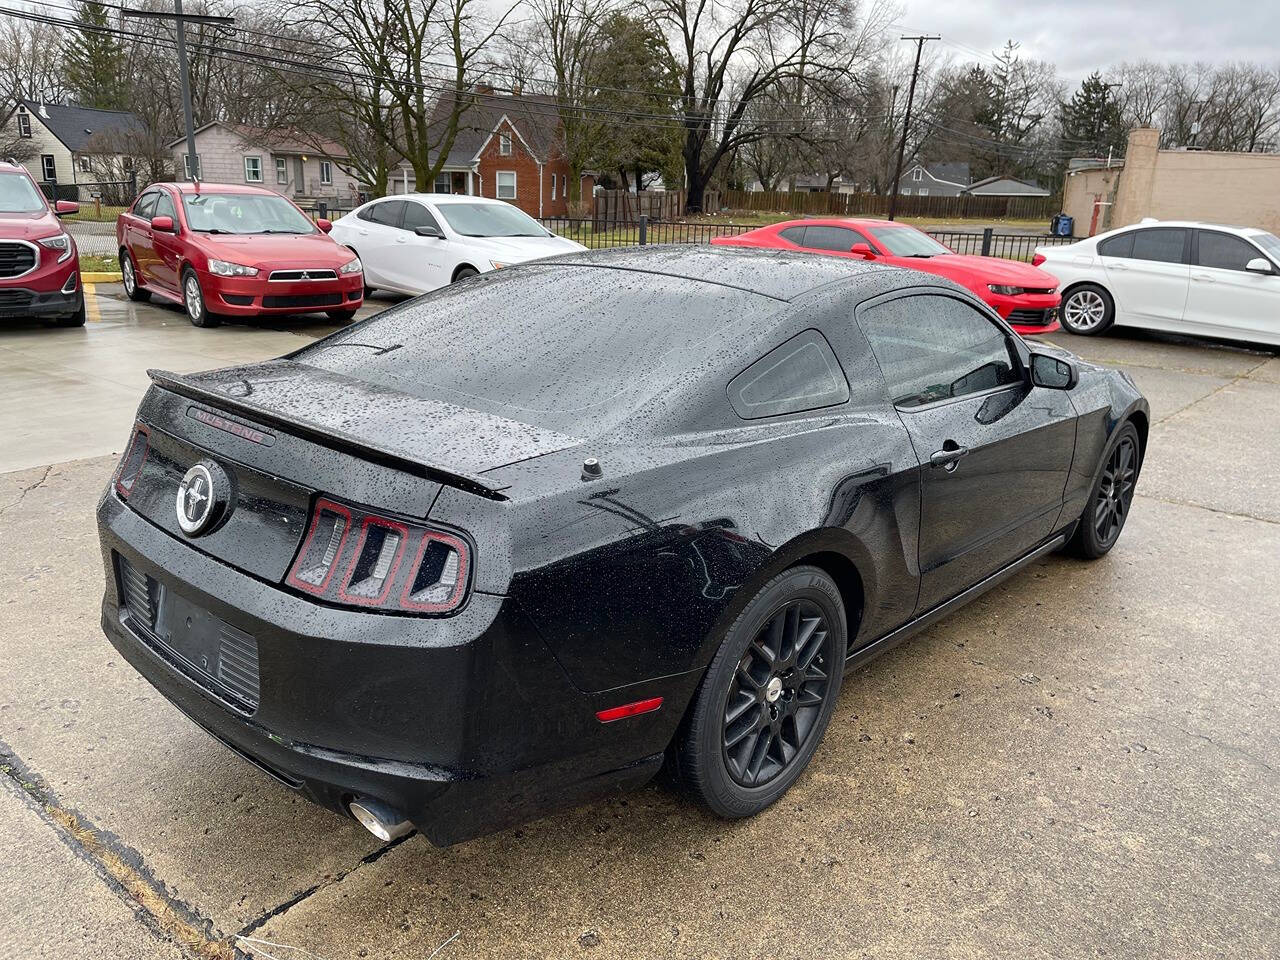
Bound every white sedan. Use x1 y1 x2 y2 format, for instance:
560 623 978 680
1036 220 1280 346
330 194 585 295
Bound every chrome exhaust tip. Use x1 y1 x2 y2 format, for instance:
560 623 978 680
348 797 414 842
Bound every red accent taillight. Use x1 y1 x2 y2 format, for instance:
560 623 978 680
286 497 471 615
596 697 664 723
114 424 150 498
1031 253 1046 267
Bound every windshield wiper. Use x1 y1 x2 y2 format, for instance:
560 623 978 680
260 228 307 234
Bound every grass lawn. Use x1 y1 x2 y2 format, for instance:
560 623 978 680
79 254 120 273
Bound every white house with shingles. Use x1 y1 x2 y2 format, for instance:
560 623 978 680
1 99 145 187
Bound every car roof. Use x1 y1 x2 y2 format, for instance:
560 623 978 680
150 182 285 197
0 161 30 175
1101 220 1264 234
770 217 913 230
532 244 897 301
368 193 509 206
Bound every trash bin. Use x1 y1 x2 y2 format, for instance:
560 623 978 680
1050 213 1074 237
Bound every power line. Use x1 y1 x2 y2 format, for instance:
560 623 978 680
887 34 939 220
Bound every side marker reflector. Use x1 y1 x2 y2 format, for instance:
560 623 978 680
596 697 664 723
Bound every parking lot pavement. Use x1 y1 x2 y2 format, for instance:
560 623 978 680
1 300 1277 959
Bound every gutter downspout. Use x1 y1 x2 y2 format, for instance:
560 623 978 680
538 159 544 217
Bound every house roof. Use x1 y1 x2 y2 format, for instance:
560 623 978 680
427 89 562 166
964 175 1050 196
17 99 145 152
167 121 350 159
906 161 971 186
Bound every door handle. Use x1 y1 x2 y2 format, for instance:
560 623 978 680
930 443 969 471
1191 273 1215 282
1109 262 1129 270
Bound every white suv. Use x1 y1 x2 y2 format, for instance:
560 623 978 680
1035 220 1280 346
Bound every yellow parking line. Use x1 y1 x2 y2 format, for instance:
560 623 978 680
83 282 101 323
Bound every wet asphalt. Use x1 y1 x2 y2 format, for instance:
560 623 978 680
1 287 1277 959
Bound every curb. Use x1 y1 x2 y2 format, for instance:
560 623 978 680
81 272 123 283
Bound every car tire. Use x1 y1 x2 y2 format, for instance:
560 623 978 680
120 249 150 303
1068 421 1142 559
181 267 221 328
326 308 358 322
1060 283 1113 335
453 266 478 282
674 565 846 818
363 285 376 299
53 294 86 327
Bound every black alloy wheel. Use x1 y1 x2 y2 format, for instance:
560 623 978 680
675 565 845 818
1071 421 1141 558
722 598 833 787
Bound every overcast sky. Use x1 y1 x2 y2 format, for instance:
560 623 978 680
895 0 1280 83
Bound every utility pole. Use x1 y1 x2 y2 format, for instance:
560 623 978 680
122 4 234 181
887 34 939 221
1097 81 1122 158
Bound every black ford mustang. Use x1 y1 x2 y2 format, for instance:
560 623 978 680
97 246 1148 846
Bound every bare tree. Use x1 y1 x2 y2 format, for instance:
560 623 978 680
0 17 68 105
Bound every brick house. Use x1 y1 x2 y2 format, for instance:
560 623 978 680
388 89 591 217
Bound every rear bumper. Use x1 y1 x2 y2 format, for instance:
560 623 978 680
97 490 688 846
201 270 364 316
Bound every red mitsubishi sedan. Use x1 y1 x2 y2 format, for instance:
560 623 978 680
713 218 1062 335
116 182 363 327
0 161 83 326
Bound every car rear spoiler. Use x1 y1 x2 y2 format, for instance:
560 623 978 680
147 368 510 500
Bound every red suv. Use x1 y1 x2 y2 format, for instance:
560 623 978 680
116 182 363 327
0 161 83 326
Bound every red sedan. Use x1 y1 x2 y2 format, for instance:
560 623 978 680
117 182 363 327
0 160 83 326
712 218 1062 335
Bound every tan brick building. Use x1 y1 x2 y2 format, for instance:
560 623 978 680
1063 127 1280 237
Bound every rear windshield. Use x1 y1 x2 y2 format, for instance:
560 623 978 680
292 265 777 435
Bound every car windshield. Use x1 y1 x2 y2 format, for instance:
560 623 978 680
1250 231 1280 262
0 172 48 213
436 202 548 238
869 226 952 258
181 192 316 235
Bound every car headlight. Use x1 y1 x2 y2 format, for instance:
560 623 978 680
38 232 73 264
988 284 1023 296
489 260 508 270
207 258 259 277
339 256 362 275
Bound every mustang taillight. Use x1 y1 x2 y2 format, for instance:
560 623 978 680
114 424 150 498
286 497 470 615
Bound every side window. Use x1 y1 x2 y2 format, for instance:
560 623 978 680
779 226 807 245
1130 228 1187 264
152 191 176 221
802 226 858 252
363 200 403 227
728 329 849 420
1196 231 1262 272
400 201 440 234
1097 232 1134 258
134 192 158 219
860 295 1021 408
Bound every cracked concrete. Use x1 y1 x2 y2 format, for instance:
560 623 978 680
1 293 1277 959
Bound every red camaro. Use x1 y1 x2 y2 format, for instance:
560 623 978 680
117 182 363 327
0 160 83 326
713 218 1062 335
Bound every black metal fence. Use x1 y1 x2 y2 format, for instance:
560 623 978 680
38 176 138 209
539 217 1077 263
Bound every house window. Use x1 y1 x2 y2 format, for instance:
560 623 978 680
244 156 262 182
496 170 516 200
40 155 55 181
275 157 288 184
183 154 202 179
79 156 91 174
319 160 333 185
917 188 929 197
122 156 133 172
434 172 450 193
900 187 911 196
551 173 557 201
17 110 31 138
912 167 923 182
499 132 511 156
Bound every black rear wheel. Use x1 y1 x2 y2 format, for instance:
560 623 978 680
326 308 358 322
453 266 478 282
1070 421 1141 558
675 565 845 817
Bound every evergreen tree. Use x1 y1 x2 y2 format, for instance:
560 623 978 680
62 0 128 110
1061 72 1125 159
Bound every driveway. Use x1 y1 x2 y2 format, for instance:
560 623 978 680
1 288 1277 959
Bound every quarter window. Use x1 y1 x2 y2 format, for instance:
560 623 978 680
244 156 262 182
1196 231 1263 272
860 295 1020 408
1097 231 1134 258
728 329 850 420
496 171 516 200
1130 228 1187 264
361 199 403 226
779 226 807 245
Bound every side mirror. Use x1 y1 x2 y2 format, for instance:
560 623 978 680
1245 256 1274 275
414 224 442 238
54 200 80 216
1030 352 1078 390
850 242 875 259
316 218 333 233
150 215 174 232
